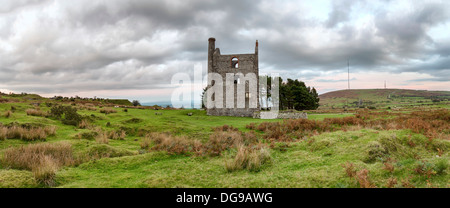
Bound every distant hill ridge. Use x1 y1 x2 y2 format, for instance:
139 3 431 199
320 89 450 99
318 89 450 108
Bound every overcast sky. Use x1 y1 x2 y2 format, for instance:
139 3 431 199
1 0 449 103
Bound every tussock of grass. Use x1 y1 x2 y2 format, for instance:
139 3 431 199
205 130 246 156
74 131 99 140
100 108 117 114
26 108 47 117
142 130 259 157
95 132 109 144
434 159 448 175
107 130 126 140
225 144 272 172
364 141 388 163
1 142 76 170
90 128 126 144
212 125 239 132
32 155 59 186
78 119 91 129
82 144 137 159
144 132 202 155
140 137 152 149
0 124 56 141
1 142 77 186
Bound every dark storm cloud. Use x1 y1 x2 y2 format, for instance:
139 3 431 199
374 2 449 57
325 0 358 28
0 0 449 96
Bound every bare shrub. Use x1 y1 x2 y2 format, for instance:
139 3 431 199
50 105 82 126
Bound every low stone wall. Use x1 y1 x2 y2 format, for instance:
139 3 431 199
253 111 308 119
207 107 259 117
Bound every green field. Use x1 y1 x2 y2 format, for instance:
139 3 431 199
0 93 448 188
319 89 450 110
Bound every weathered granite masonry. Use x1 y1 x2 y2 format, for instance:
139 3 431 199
253 111 308 119
206 37 260 117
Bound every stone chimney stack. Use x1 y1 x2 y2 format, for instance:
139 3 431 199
208 37 216 72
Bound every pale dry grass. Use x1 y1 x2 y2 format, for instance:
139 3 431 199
107 130 126 140
205 130 258 156
144 132 202 155
140 137 152 149
100 108 117 114
1 142 76 186
31 155 59 186
26 108 47 117
0 125 56 141
225 144 271 172
78 119 91 129
95 132 109 144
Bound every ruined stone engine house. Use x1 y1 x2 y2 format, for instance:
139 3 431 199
206 37 260 117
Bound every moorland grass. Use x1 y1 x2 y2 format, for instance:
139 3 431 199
0 94 448 188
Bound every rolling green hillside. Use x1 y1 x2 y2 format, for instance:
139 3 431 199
0 92 448 188
319 89 450 109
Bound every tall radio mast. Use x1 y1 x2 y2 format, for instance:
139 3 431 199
347 59 350 90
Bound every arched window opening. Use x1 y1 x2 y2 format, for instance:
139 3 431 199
231 57 239 68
